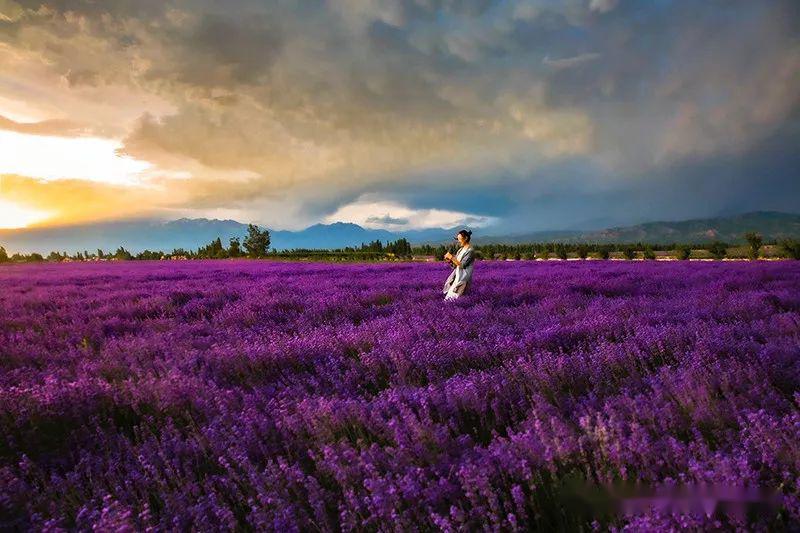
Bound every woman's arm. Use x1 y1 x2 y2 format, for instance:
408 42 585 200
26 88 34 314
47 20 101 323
451 248 474 268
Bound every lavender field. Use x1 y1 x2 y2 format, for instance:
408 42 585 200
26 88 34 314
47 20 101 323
1 260 799 531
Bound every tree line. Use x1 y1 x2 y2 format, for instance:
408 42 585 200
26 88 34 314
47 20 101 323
0 225 271 263
442 233 799 261
2 230 800 264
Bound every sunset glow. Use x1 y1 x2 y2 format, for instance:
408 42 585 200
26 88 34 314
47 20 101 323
0 131 151 185
0 199 50 229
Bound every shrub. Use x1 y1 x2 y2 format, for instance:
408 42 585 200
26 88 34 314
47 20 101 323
779 238 800 259
708 241 727 260
622 246 636 260
643 246 656 260
744 232 762 260
676 245 692 260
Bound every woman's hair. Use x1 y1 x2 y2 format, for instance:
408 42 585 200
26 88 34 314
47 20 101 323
457 229 473 243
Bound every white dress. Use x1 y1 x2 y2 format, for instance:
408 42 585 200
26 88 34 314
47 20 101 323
443 245 474 300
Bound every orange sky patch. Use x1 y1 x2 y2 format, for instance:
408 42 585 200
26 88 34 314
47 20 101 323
0 174 172 227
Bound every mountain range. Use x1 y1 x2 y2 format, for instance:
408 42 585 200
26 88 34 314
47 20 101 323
474 211 800 245
0 211 798 254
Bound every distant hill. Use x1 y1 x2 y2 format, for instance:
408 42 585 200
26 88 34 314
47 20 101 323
270 222 458 250
0 218 251 255
1 211 798 254
476 211 800 245
585 211 800 244
0 218 461 254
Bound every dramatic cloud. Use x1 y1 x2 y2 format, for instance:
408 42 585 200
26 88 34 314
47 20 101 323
365 214 409 226
324 195 498 230
0 0 797 231
0 114 89 136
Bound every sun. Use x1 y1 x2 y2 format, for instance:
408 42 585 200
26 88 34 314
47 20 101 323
0 199 51 229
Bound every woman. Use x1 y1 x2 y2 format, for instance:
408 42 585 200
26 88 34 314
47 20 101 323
442 229 475 300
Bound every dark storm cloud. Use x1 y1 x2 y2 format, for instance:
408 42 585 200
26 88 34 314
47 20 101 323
365 214 409 225
364 109 800 234
149 12 284 88
0 0 798 229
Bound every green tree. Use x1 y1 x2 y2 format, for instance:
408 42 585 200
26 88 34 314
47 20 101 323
243 224 271 258
576 244 589 260
555 243 568 260
197 237 228 259
136 250 163 260
417 244 435 256
676 244 692 260
708 241 727 260
643 245 656 260
622 246 636 260
598 247 610 260
228 237 242 258
360 239 383 252
744 232 763 260
114 247 132 260
779 238 800 259
0 246 7 263
211 237 225 257
97 248 105 259
386 238 412 257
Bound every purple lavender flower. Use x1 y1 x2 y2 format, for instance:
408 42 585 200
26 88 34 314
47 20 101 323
0 259 798 529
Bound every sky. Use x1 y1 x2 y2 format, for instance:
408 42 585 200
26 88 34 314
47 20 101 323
0 0 798 233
